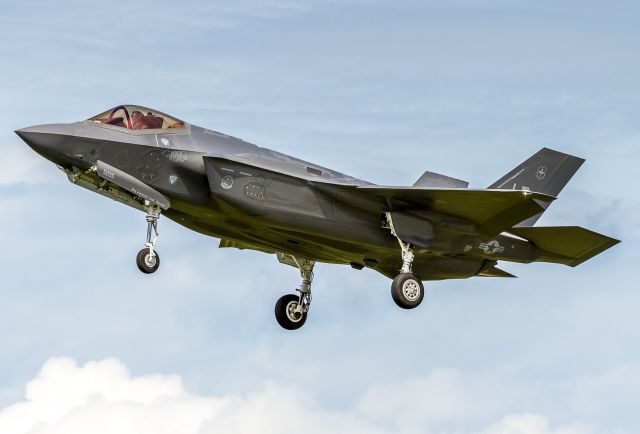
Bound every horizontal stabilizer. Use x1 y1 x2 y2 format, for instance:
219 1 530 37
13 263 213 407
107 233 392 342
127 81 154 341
413 171 469 188
357 186 554 237
509 226 620 267
478 266 517 278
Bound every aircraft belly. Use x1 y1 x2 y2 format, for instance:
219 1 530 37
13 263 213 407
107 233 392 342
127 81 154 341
166 200 532 281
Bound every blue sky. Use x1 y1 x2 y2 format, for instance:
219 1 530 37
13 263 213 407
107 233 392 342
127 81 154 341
0 1 638 433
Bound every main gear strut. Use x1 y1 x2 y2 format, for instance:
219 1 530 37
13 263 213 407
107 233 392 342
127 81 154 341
385 212 425 309
275 255 316 330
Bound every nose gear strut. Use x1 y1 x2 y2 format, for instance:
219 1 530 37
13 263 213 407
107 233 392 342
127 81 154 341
136 203 161 274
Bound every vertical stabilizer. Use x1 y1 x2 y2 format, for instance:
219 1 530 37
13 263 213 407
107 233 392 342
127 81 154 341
488 148 584 225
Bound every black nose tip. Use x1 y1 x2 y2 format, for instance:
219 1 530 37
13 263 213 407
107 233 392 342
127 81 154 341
14 129 26 141
15 129 39 147
15 124 72 164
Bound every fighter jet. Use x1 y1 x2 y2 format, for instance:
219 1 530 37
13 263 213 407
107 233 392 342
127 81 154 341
16 105 619 330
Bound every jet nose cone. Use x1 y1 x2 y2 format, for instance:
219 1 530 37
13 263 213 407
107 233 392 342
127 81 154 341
15 128 38 148
15 123 74 164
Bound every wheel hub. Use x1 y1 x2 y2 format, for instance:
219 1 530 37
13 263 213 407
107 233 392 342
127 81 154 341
286 300 304 322
402 279 421 301
144 253 157 268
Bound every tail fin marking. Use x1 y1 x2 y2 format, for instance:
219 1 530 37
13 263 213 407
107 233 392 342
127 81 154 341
489 147 585 225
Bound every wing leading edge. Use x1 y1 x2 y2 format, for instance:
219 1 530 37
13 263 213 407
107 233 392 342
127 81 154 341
356 186 555 237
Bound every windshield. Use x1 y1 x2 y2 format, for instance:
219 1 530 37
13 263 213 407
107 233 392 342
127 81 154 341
89 105 185 130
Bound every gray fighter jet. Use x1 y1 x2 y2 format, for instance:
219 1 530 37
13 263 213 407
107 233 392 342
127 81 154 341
16 105 619 330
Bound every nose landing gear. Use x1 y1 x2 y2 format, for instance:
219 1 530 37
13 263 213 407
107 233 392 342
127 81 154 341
275 256 315 330
136 204 161 274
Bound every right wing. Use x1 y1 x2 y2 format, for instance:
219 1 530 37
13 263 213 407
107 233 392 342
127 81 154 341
413 171 469 188
477 266 517 278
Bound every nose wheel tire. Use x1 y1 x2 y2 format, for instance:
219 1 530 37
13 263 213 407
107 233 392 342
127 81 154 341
275 294 307 330
136 248 160 274
391 273 424 309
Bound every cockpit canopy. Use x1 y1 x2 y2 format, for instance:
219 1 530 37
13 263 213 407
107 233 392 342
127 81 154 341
89 105 185 130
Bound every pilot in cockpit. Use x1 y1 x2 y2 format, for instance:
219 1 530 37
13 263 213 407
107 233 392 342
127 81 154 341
91 106 185 130
131 110 163 130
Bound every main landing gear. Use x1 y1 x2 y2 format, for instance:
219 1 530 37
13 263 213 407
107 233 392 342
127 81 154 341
136 204 161 274
275 257 315 330
385 212 425 309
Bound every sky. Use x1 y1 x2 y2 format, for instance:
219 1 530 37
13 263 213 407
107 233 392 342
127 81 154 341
0 1 638 433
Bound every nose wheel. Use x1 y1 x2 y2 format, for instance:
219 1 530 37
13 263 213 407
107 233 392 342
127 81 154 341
137 205 161 274
275 256 315 330
136 248 160 274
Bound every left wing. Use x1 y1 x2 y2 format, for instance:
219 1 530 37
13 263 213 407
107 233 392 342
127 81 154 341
203 155 554 238
356 186 554 237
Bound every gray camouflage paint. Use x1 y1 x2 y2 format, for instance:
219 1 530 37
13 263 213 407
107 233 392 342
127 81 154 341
15 106 618 280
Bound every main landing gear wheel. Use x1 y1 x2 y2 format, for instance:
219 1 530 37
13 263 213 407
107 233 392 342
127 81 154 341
136 248 160 274
384 212 425 310
391 273 424 309
275 294 307 330
274 256 315 330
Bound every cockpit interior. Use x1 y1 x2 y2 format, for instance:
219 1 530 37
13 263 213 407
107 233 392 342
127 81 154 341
90 105 185 130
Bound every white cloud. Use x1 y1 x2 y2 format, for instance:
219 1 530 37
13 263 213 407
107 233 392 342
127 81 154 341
0 357 612 434
358 368 513 429
0 358 221 434
480 414 594 434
